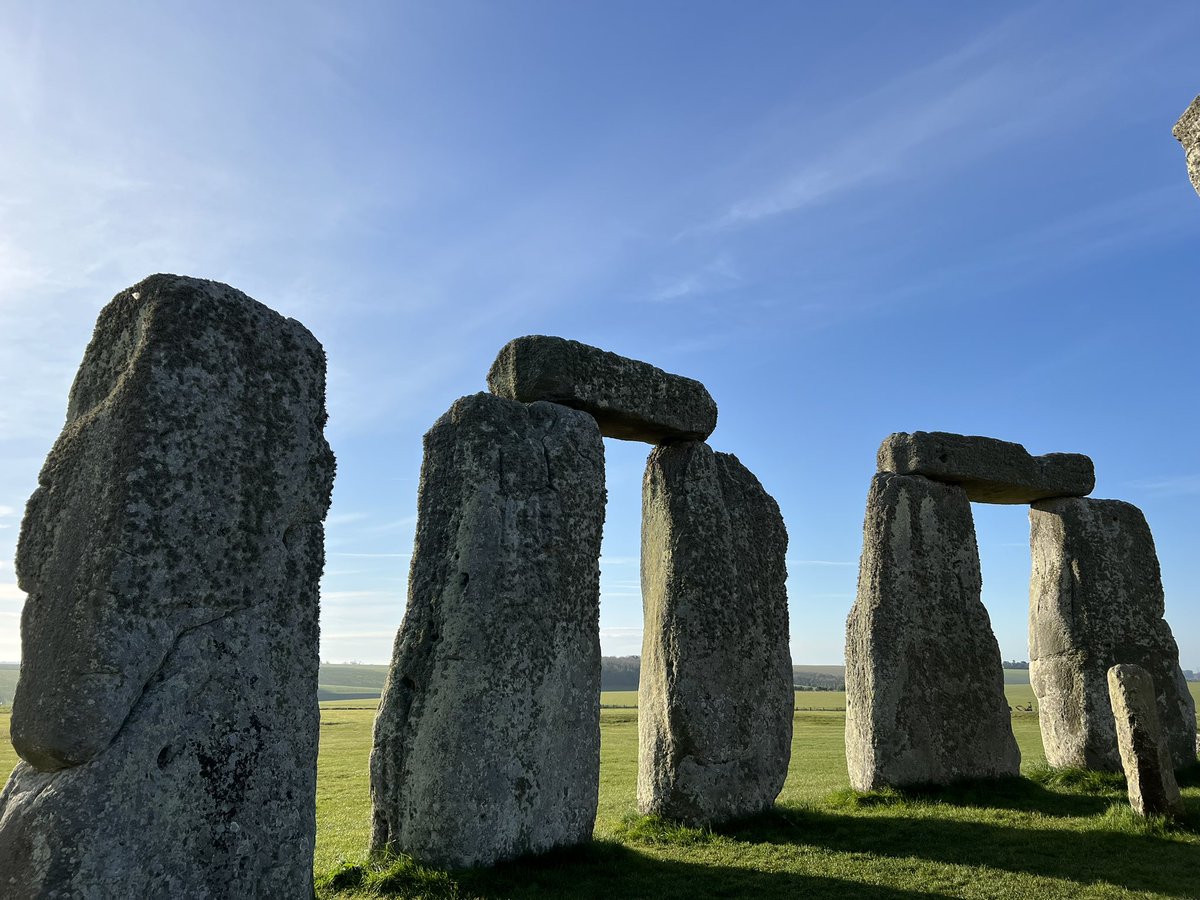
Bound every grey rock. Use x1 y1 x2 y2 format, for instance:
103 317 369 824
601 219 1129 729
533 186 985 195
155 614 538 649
845 473 1019 791
878 431 1093 504
1107 663 1185 819
370 392 605 869
1173 96 1200 200
0 274 334 898
487 335 717 444
1029 498 1195 771
638 442 792 824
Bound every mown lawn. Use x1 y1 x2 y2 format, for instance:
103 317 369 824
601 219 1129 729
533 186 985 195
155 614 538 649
3 685 1200 898
314 687 1200 899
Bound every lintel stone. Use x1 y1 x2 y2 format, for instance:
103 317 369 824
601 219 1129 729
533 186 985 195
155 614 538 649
1174 95 1200 200
487 335 717 444
877 431 1093 504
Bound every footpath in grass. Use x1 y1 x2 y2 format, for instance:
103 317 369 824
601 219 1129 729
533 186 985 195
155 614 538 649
314 689 1200 899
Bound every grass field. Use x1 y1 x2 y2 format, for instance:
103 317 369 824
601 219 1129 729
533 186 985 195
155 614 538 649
3 685 1199 898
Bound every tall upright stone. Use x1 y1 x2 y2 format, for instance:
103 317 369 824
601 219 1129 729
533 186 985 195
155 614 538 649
0 275 335 897
1029 498 1195 770
638 442 792 824
1107 664 1185 819
370 392 605 869
1174 95 1200 200
846 473 1019 791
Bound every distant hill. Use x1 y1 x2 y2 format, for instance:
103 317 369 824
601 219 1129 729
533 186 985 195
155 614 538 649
793 665 846 691
318 663 389 701
0 663 17 705
316 658 645 697
0 660 1043 705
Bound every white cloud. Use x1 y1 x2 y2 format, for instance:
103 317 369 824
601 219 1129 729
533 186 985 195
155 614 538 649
0 583 26 602
329 552 410 559
325 511 370 527
649 254 742 303
1128 475 1200 496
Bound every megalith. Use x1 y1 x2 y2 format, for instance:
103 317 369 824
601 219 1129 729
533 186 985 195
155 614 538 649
1174 95 1200 200
370 392 606 869
878 432 1094 504
1107 663 1185 819
845 473 1019 790
0 275 335 897
487 335 718 443
1029 498 1195 770
638 441 792 824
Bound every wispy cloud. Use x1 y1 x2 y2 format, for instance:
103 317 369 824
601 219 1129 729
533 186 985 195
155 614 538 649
693 8 1188 237
788 559 855 567
329 552 411 559
1127 475 1200 496
648 254 742 303
322 631 395 641
325 511 370 527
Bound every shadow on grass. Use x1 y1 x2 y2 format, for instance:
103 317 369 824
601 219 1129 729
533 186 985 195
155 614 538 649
820 768 1125 818
319 840 958 899
319 770 1200 899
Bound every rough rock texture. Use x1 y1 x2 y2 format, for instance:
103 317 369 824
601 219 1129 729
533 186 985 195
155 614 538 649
878 431 1093 504
1029 498 1196 771
1174 95 1200 200
1107 664 1185 819
370 392 605 869
487 335 717 444
0 274 335 898
845 473 1020 790
638 442 792 824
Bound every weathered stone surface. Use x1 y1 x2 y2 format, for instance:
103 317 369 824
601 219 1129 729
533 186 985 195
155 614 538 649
878 431 1093 504
1173 95 1200 200
370 392 605 869
487 335 717 444
638 442 792 824
1107 663 1185 819
1029 498 1195 771
845 473 1019 790
0 274 334 897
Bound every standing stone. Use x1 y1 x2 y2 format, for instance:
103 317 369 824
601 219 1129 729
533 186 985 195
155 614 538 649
487 335 718 444
370 392 605 869
846 473 1019 791
1174 96 1200 200
0 275 335 897
1107 664 1186 819
878 431 1094 504
638 442 792 824
1029 498 1195 770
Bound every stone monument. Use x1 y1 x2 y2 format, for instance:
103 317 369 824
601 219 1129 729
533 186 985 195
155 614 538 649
0 275 335 897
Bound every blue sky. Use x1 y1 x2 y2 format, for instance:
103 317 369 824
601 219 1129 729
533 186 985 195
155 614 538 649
1 2 1198 669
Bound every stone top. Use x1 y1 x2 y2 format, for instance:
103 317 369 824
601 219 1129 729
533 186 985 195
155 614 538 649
1173 95 1200 200
486 335 717 444
877 431 1094 504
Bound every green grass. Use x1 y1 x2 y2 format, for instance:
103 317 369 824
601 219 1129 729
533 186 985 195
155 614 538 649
4 685 1200 898
0 663 18 706
312 685 1200 898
